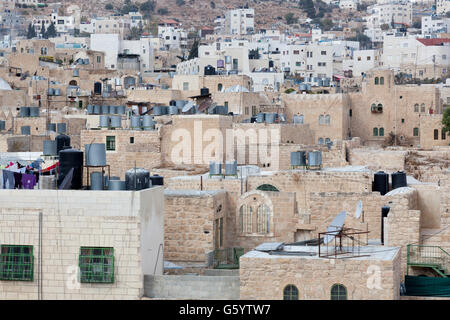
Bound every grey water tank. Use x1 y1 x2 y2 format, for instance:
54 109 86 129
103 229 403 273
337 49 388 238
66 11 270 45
73 69 79 77
47 123 56 132
225 160 237 175
161 106 169 115
90 171 104 190
0 120 5 131
101 105 110 115
85 143 107 166
99 115 110 128
57 123 67 134
125 168 150 190
131 115 141 128
29 107 40 117
265 113 276 123
306 84 312 91
109 106 117 114
54 88 61 96
39 175 57 190
93 105 101 114
56 134 70 154
209 161 222 175
117 106 126 114
317 79 323 87
308 151 322 167
153 106 162 116
142 115 155 129
110 115 122 128
108 180 126 190
391 171 407 190
291 151 306 166
256 113 265 123
87 105 94 114
299 83 307 91
43 140 57 156
168 106 178 115
176 100 186 108
48 88 54 96
20 107 30 117
21 126 30 135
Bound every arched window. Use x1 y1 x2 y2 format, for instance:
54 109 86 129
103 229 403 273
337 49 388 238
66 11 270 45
380 77 384 85
434 129 439 140
325 138 331 144
373 128 378 136
318 115 324 124
298 114 304 124
421 104 425 113
414 104 419 112
377 104 383 113
256 204 271 234
379 127 384 137
442 130 447 140
318 138 324 145
283 285 299 300
324 114 330 124
69 80 77 86
256 184 279 192
218 83 223 92
413 128 419 136
371 103 377 112
331 284 347 300
374 77 379 85
239 205 253 234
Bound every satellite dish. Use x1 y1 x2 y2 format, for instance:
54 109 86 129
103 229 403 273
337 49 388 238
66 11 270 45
323 211 346 245
355 200 363 219
182 101 194 113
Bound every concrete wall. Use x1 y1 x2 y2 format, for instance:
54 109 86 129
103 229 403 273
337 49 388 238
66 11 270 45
144 274 240 300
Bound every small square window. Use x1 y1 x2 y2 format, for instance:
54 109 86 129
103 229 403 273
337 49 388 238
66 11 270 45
401 119 405 123
79 247 114 283
106 136 116 151
130 137 134 144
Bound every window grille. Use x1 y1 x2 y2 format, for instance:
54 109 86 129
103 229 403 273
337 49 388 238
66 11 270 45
79 247 114 283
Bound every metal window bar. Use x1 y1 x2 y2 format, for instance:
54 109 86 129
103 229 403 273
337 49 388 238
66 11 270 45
0 245 34 281
79 247 114 283
257 204 270 234
331 284 347 300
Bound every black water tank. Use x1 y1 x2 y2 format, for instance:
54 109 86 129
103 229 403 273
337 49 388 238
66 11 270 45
381 206 390 245
169 100 176 106
58 149 83 189
56 134 71 155
269 60 274 68
204 65 216 75
125 168 150 190
391 171 407 190
373 171 389 195
200 87 209 96
150 174 164 186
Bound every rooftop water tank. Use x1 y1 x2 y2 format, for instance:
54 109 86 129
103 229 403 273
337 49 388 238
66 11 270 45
256 113 265 123
99 115 110 128
47 123 56 132
101 105 110 115
87 105 94 114
110 115 122 128
56 134 70 155
150 174 163 186
54 88 61 96
169 100 176 106
308 151 322 167
117 106 126 114
93 105 101 115
373 171 389 196
108 180 126 190
225 160 237 175
131 115 141 129
57 123 67 134
125 168 150 190
153 106 162 116
209 161 222 175
391 171 407 190
43 140 57 156
39 175 57 190
168 106 178 115
20 107 30 117
265 113 276 123
200 87 209 96
90 171 104 190
58 148 83 189
142 115 155 130
291 151 306 167
299 83 307 91
85 143 107 166
21 126 30 135
175 100 186 108
48 88 55 96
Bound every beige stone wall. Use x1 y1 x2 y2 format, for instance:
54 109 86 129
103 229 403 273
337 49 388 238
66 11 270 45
419 114 450 148
240 250 401 300
349 148 407 172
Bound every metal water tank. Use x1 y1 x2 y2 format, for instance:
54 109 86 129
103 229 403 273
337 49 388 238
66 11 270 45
54 88 61 96
168 106 178 115
161 106 169 115
20 107 30 117
101 105 110 115
256 113 265 123
317 79 323 87
291 151 306 166
110 115 122 128
43 140 57 156
153 106 162 116
200 87 209 96
56 134 70 154
176 100 186 108
58 148 83 189
209 161 222 175
87 105 94 114
99 115 110 128
47 123 56 132
90 172 104 190
117 106 126 114
308 151 322 167
131 115 141 128
39 175 57 190
0 120 5 131
150 175 163 186
373 171 389 196
225 160 237 175
85 143 107 166
306 84 312 91
169 100 176 106
142 115 154 130
265 113 276 123
93 105 101 114
125 168 150 190
48 88 55 96
108 180 126 190
391 171 407 190
73 69 79 77
299 83 307 91
110 106 118 114
21 126 30 135
57 123 67 134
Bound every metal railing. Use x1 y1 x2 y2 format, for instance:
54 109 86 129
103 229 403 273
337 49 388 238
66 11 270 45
407 244 450 277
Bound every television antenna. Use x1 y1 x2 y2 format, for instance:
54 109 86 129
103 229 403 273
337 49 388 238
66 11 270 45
323 211 346 245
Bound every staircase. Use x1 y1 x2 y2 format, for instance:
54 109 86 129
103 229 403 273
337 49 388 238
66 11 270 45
407 244 450 277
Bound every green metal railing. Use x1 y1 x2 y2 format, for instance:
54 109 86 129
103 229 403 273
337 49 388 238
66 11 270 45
407 244 450 277
213 247 244 269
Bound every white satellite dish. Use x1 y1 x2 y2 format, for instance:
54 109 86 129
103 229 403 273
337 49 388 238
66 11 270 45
182 101 194 113
355 200 363 219
323 211 347 245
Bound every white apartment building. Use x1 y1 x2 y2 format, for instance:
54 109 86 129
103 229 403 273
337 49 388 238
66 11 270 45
343 49 382 77
224 8 255 35
157 25 187 50
436 0 450 15
50 12 75 34
79 17 131 37
421 16 450 34
0 0 15 12
365 1 412 29
90 34 154 72
339 0 358 10
364 28 385 42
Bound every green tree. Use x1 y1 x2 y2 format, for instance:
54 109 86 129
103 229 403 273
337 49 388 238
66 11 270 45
443 107 450 134
105 3 114 10
40 21 46 39
140 0 155 18
321 18 333 31
26 23 36 39
188 38 199 60
299 0 316 19
45 22 57 38
157 7 168 15
284 13 297 25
